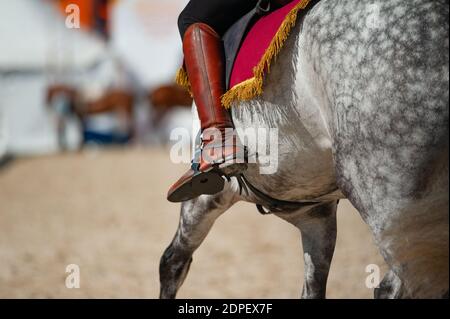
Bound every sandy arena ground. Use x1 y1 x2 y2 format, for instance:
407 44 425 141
0 148 387 298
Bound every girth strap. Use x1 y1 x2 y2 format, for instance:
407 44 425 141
237 174 321 215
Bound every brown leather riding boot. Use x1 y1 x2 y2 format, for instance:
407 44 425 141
167 23 247 203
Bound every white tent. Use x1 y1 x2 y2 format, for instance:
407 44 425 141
0 0 106 71
0 0 109 155
111 0 188 88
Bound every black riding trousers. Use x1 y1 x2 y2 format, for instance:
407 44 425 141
178 0 259 38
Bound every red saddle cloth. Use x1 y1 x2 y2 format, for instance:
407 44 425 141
222 0 310 107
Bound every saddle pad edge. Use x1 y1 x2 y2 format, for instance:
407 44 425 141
221 0 311 108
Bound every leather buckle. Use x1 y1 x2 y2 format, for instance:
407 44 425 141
256 0 271 16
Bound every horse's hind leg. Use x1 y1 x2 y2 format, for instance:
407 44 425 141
159 191 236 299
276 201 338 299
374 269 407 299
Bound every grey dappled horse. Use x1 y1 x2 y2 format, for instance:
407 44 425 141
160 0 449 298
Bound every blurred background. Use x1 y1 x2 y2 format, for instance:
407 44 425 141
0 0 386 298
0 0 193 156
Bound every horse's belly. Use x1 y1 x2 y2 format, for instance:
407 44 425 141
244 152 340 201
233 103 340 202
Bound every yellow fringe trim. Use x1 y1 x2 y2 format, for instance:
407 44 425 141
222 0 311 108
175 67 192 96
174 0 311 107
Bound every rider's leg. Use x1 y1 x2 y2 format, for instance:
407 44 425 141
167 0 258 203
177 0 258 38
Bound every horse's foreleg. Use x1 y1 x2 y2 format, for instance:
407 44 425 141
159 191 236 299
277 201 338 299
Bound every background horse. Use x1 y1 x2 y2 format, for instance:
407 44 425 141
160 0 449 298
